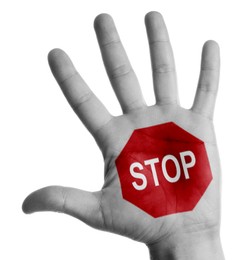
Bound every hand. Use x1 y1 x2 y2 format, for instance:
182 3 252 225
23 12 224 259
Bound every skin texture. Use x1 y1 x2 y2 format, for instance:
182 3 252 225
23 12 224 259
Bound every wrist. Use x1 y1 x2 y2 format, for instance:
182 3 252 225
147 227 225 260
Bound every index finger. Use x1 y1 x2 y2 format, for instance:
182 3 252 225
48 48 113 136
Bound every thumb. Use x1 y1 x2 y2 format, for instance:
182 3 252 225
22 186 104 229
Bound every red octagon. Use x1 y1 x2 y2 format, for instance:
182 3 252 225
115 122 213 218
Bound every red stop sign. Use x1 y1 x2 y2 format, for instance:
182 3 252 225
115 122 213 218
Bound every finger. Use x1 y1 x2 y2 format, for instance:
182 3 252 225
192 40 220 119
48 48 113 136
145 11 178 105
22 186 104 229
94 13 146 113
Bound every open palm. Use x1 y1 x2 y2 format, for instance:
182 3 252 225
23 12 221 247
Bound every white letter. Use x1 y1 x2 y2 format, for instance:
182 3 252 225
144 158 160 186
180 151 196 179
162 155 181 183
130 162 147 190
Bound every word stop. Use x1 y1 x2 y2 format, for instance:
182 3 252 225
115 122 213 218
130 151 196 190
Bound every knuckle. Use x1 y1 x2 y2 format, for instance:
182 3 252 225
153 64 175 74
72 92 93 111
100 39 121 49
59 71 79 85
60 187 68 213
108 64 132 79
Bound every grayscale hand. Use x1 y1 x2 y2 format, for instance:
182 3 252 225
23 12 224 260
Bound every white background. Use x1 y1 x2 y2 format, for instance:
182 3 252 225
1 0 251 259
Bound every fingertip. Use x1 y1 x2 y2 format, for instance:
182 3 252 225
201 40 220 71
22 186 64 214
145 11 163 24
22 190 41 214
203 40 220 52
47 49 76 81
93 13 120 46
22 194 32 214
202 40 220 59
48 48 63 60
47 48 69 66
94 13 113 29
145 11 163 19
144 11 168 42
203 40 220 49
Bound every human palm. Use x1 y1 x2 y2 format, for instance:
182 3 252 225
23 12 221 247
